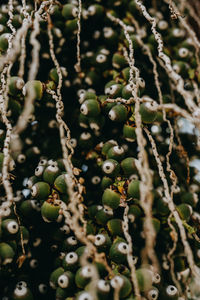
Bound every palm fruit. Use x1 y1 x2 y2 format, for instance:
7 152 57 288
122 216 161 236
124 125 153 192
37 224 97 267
121 157 137 176
94 233 111 252
26 176 39 189
8 76 24 96
75 265 95 288
89 115 105 131
19 200 40 218
0 33 10 52
41 201 60 222
102 159 120 177
107 145 125 161
123 124 136 142
0 242 15 264
107 218 123 236
50 267 65 289
54 173 68 194
139 101 158 124
75 291 93 300
12 286 34 300
57 271 74 290
31 181 50 200
87 4 104 18
78 132 93 149
160 285 179 299
23 80 43 100
0 0 200 298
127 179 140 199
108 104 128 122
128 204 142 222
62 236 78 252
1 218 19 237
146 286 159 300
86 279 110 300
80 99 101 117
101 140 118 156
96 207 114 225
172 61 188 77
176 203 193 222
102 188 120 209
62 252 79 271
43 164 61 184
110 275 132 298
101 176 113 190
112 52 128 69
109 238 128 264
62 4 78 20
105 81 123 98
136 268 153 292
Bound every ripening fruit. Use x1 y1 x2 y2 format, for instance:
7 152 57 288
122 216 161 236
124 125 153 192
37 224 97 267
62 4 78 20
0 33 10 52
110 275 132 298
23 80 43 100
80 99 101 117
54 173 68 194
108 104 128 122
12 286 34 300
94 233 111 252
8 76 24 96
121 157 137 176
102 188 120 209
102 159 120 177
139 102 158 124
127 179 140 199
75 265 95 288
62 252 79 271
109 239 128 264
0 242 15 265
50 267 65 289
1 218 19 237
41 201 60 223
31 181 51 200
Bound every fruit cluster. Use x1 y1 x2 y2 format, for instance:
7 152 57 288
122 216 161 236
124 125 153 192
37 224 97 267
0 0 200 299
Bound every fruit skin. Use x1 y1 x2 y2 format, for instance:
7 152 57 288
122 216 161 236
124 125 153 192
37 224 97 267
31 181 51 200
102 159 120 177
123 124 136 142
0 33 9 52
43 165 61 185
107 218 123 236
12 286 34 300
8 76 24 96
139 102 157 124
108 104 128 122
109 238 128 264
127 180 140 199
41 201 60 222
110 275 132 298
136 268 153 292
121 157 136 176
23 80 43 100
0 242 15 264
75 266 93 289
102 188 121 209
80 99 101 117
62 4 78 20
54 174 68 194
50 267 65 289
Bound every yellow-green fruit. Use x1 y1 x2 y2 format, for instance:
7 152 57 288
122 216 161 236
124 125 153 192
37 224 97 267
41 201 60 222
102 188 120 209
